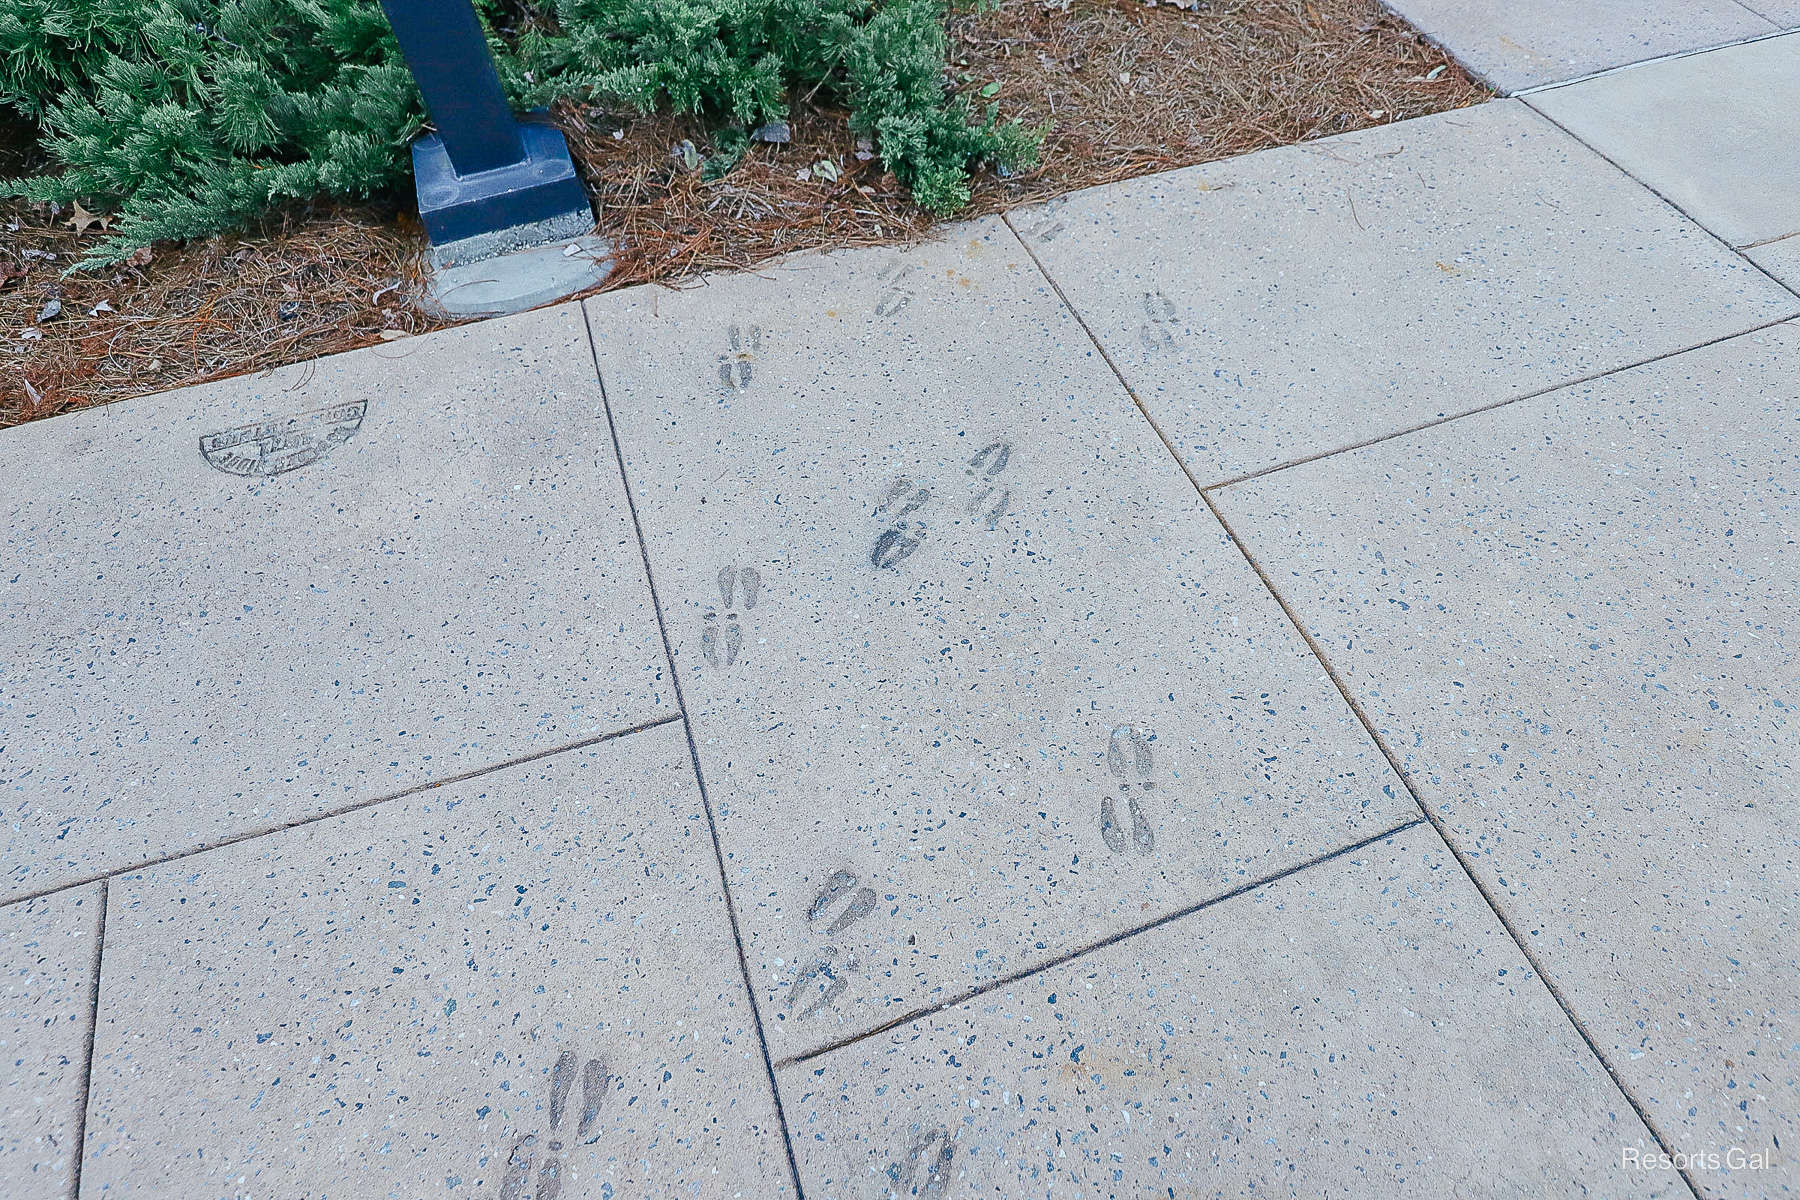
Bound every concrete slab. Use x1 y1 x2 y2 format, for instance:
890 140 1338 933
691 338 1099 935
587 217 1414 1064
0 886 101 1200
781 825 1676 1199
1748 235 1800 290
1214 323 1800 1187
1740 0 1800 27
1379 0 1772 92
1012 100 1799 485
80 721 793 1198
0 306 673 903
1529 33 1800 247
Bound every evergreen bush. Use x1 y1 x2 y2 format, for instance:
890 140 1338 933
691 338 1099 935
515 0 1038 214
3 0 426 265
2 0 1039 268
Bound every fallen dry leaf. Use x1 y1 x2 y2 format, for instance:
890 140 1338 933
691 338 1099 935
64 201 109 235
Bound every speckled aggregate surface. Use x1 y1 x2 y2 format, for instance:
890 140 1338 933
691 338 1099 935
781 825 1676 1199
1746 0 1800 24
1011 100 1799 484
79 722 791 1198
1527 32 1800 247
1749 235 1800 290
0 884 101 1199
0 306 672 902
1378 0 1774 92
588 217 1413 1063
1214 323 1800 1190
3 79 1793 1200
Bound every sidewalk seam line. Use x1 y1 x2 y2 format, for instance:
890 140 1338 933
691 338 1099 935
1507 19 1789 95
1201 494 1703 1200
579 303 806 1200
1522 99 1800 302
777 818 1424 1071
1202 312 1798 491
998 212 1209 496
1004 205 1699 1198
0 714 683 911
68 876 106 1200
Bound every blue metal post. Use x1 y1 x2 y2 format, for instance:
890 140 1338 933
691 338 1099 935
379 0 592 247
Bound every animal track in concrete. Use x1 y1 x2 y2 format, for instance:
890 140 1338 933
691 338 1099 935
871 436 1017 567
1101 724 1157 855
875 260 917 317
885 1125 955 1198
785 869 881 1021
807 868 879 934
701 565 761 667
871 479 933 569
1139 291 1178 353
1022 205 1066 243
717 324 763 392
961 440 1012 530
497 1049 610 1200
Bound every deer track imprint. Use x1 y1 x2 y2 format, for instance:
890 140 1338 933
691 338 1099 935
1022 205 1066 243
871 479 933 569
785 869 881 1021
1101 724 1157 855
870 438 1017 569
497 1049 610 1200
701 565 761 667
886 1125 955 1198
717 324 763 392
1139 291 1179 354
961 440 1012 530
875 260 917 317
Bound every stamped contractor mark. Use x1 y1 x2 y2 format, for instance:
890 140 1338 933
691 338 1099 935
702 565 761 667
718 324 763 392
785 868 881 1021
497 1049 610 1200
1101 724 1157 855
198 399 366 477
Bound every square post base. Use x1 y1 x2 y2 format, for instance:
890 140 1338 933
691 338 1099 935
412 117 592 246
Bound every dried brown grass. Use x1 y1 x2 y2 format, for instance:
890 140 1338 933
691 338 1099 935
1 0 1486 426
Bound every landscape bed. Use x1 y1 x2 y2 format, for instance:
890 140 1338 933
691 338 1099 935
0 0 1486 423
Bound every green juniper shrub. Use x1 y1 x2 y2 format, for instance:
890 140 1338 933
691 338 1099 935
516 0 1038 213
4 0 426 266
840 0 1036 212
3 0 1039 268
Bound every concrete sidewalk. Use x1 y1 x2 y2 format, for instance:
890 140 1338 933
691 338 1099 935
4 26 1799 1200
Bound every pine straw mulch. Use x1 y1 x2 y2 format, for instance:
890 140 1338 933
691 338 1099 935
0 0 1488 426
